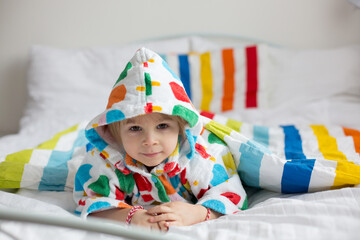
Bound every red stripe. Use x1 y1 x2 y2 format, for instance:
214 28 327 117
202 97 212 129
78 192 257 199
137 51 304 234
245 46 258 108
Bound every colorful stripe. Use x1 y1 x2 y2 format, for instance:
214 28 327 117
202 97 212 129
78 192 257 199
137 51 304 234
281 125 306 159
39 129 86 191
200 52 213 111
245 46 258 108
332 161 360 188
37 124 79 150
226 119 242 132
238 142 263 188
222 49 235 111
178 55 191 99
253 125 269 148
343 127 360 154
281 159 315 193
311 125 351 189
311 125 347 161
0 149 33 188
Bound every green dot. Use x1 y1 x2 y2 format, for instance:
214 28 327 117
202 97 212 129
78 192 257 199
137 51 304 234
114 62 132 86
88 175 110 197
172 105 198 128
208 132 226 145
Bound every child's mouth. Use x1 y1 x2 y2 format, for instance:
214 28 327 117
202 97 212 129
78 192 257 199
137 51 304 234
142 152 160 158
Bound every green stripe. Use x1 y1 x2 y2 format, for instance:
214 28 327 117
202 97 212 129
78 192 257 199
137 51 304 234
36 124 79 150
0 149 33 188
226 119 242 132
205 121 233 141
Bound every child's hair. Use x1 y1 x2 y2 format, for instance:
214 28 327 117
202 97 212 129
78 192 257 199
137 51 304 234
108 114 188 144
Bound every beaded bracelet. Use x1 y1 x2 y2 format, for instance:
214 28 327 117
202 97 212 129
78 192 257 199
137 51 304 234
125 206 144 225
205 207 211 221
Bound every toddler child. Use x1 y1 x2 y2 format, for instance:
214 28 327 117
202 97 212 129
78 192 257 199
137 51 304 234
73 47 247 231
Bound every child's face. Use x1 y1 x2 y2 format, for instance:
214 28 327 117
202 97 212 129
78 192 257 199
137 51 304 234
119 113 180 167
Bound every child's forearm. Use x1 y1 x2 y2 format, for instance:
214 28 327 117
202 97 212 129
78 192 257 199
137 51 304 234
89 207 132 223
208 208 223 220
196 204 223 221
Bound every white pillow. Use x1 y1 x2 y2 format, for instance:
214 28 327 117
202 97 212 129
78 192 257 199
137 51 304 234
21 37 193 136
266 45 360 107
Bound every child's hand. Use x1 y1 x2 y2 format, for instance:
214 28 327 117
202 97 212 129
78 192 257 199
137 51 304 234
147 201 209 228
130 209 163 230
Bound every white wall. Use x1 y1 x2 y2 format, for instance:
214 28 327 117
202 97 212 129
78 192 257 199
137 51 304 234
0 0 360 134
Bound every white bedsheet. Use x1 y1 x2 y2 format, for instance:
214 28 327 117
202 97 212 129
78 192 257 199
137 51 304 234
1 186 359 240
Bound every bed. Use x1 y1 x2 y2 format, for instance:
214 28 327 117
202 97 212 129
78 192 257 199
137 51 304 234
0 34 359 240
1 1 360 239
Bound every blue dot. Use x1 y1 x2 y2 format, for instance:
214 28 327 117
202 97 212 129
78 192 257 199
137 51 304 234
210 164 229 186
151 176 158 183
87 201 111 214
74 164 93 191
202 200 226 214
106 109 125 124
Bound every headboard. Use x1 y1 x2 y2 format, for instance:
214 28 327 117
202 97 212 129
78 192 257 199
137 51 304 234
0 0 359 135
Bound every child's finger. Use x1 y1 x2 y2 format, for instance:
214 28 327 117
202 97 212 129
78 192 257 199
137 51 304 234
147 205 172 215
158 221 169 232
149 213 177 223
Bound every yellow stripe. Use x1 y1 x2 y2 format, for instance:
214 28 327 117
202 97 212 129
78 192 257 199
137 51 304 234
311 125 355 188
310 125 347 161
36 124 79 150
200 52 213 111
332 161 360 188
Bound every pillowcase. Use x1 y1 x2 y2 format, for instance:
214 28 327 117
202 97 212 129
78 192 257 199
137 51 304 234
163 43 360 122
265 45 360 107
21 37 193 137
163 44 270 113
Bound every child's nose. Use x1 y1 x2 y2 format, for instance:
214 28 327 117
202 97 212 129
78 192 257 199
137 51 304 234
143 131 158 146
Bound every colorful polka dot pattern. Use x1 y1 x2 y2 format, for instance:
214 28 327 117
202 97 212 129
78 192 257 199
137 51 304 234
74 48 247 218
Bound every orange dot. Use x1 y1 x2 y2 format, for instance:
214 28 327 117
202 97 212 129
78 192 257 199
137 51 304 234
106 85 126 109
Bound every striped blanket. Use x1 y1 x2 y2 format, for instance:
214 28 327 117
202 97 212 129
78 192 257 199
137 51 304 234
1 114 359 193
202 111 360 192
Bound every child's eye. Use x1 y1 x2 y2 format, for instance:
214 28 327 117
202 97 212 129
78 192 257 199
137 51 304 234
129 126 142 131
157 123 169 129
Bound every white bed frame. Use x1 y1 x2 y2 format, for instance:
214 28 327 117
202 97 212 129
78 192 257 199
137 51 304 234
0 0 359 135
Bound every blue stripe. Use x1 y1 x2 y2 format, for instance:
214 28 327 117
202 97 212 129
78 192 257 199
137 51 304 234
281 159 315 193
178 55 191 100
281 125 306 159
237 141 264 188
39 130 87 191
253 125 269 148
